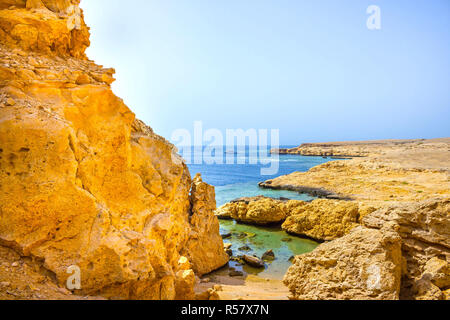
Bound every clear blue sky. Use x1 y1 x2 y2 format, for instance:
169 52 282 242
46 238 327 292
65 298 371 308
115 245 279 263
82 0 450 145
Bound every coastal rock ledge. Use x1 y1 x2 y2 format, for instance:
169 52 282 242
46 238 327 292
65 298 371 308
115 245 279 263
0 0 228 300
284 199 450 300
216 197 376 241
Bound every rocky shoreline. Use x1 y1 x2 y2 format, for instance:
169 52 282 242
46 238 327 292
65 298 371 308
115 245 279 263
212 138 449 300
257 182 352 200
0 0 448 301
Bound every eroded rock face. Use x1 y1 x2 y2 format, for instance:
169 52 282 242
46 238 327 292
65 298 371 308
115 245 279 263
216 197 375 241
182 174 229 276
0 1 227 299
215 197 286 225
282 199 376 241
362 199 450 300
0 0 89 58
284 224 403 300
284 199 449 300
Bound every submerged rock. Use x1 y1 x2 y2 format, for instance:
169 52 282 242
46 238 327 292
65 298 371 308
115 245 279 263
229 270 244 277
243 255 265 268
261 250 275 261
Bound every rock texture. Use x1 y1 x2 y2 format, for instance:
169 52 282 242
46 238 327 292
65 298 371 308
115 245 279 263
362 199 450 300
181 174 229 276
215 197 286 225
282 199 376 241
216 196 375 241
0 245 104 300
284 199 449 300
284 224 403 300
0 1 227 300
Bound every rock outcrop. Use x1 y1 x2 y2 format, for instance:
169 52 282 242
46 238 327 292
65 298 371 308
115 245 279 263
282 199 376 241
216 196 375 241
284 199 449 300
362 199 450 300
261 153 450 206
0 1 227 300
215 197 286 225
181 174 229 276
284 224 403 300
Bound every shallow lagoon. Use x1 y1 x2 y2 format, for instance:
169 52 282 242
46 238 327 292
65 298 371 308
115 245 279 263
219 220 319 279
187 150 331 279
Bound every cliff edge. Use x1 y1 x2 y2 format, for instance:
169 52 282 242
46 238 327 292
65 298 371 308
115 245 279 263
0 0 228 300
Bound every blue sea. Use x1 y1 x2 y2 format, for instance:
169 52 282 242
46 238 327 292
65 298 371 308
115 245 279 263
187 146 332 206
185 146 333 279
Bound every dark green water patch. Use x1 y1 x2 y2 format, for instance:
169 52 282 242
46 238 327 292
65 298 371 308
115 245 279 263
220 220 319 280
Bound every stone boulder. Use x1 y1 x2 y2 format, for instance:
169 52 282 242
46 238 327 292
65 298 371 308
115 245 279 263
282 199 375 241
362 198 450 300
284 224 403 300
215 197 286 225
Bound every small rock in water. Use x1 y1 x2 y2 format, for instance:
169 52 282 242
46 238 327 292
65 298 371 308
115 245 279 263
261 249 275 261
223 243 232 249
236 232 247 239
243 255 265 268
225 248 233 256
288 255 295 262
200 277 210 283
229 270 244 277
238 245 251 251
221 232 232 239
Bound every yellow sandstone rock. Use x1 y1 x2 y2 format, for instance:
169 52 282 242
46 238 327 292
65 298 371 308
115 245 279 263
0 0 227 300
215 197 287 225
362 199 450 300
282 199 376 241
284 223 403 300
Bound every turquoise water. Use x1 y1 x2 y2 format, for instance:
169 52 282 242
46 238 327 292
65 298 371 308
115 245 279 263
219 220 319 279
187 147 332 279
215 181 314 207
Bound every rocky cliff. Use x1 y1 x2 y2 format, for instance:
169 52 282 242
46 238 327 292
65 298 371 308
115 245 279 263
0 0 228 300
284 199 449 300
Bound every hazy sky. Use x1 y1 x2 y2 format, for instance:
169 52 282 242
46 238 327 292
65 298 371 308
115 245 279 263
82 0 450 145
